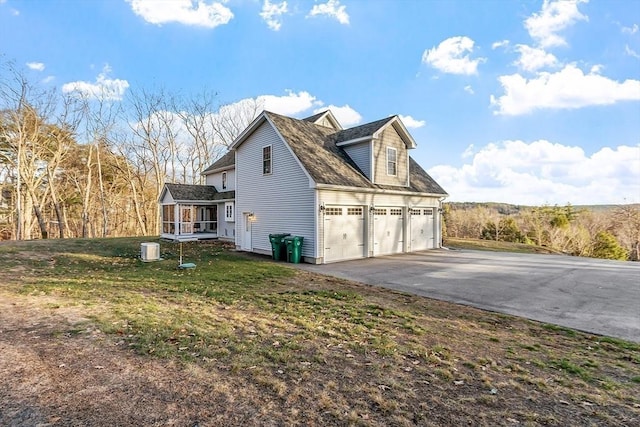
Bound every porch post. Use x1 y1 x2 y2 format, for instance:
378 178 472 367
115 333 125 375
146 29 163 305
174 204 180 235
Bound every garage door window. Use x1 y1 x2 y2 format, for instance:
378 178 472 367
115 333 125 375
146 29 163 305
373 208 386 215
410 209 422 215
390 208 402 216
348 207 363 215
424 208 433 215
325 207 342 215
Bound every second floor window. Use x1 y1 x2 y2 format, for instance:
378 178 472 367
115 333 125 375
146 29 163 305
263 145 272 175
387 147 397 176
222 172 227 189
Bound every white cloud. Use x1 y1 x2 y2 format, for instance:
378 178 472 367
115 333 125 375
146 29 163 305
514 44 558 72
26 62 45 72
490 64 640 115
42 76 55 84
398 115 425 129
622 23 638 35
314 105 361 127
524 0 588 48
429 140 640 205
308 0 349 25
464 85 474 95
258 90 322 116
62 65 129 101
625 45 640 59
260 0 287 31
492 40 510 50
127 0 233 28
422 36 485 75
213 92 363 130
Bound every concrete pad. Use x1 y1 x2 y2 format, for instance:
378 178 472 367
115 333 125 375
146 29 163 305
296 250 640 343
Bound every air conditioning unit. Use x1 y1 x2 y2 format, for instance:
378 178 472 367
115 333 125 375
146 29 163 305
140 242 160 262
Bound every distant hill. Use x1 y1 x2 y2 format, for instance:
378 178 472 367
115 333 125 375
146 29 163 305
444 202 639 214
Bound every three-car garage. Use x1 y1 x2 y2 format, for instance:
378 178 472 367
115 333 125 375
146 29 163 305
322 202 438 263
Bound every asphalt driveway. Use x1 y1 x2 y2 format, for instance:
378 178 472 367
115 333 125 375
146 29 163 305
297 250 640 342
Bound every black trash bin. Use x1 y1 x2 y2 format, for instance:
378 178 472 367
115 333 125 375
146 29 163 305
284 236 304 264
268 233 290 261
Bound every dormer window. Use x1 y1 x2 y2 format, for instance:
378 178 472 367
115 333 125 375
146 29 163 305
222 172 227 189
263 145 272 175
387 147 397 176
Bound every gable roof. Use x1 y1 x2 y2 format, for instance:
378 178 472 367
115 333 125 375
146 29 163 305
335 115 417 149
226 110 447 196
266 112 447 196
162 183 235 202
201 150 235 175
302 110 343 130
267 112 373 188
334 116 395 144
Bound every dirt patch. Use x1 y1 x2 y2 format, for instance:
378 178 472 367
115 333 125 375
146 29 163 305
1 287 638 426
1 238 639 426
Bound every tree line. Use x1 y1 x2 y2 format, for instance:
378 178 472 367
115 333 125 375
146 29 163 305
0 62 258 240
2 61 638 263
443 202 640 261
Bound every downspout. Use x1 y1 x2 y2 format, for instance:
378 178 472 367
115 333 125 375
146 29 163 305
438 196 447 248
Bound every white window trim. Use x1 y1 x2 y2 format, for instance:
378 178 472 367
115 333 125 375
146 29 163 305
225 202 235 222
386 147 397 176
262 144 272 175
222 172 227 190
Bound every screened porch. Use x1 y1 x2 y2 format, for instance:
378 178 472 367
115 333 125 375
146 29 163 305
161 204 218 241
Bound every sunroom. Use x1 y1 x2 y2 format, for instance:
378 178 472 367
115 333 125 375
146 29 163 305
159 183 235 241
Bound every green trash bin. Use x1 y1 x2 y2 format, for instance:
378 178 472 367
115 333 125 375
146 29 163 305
268 233 290 261
284 236 304 264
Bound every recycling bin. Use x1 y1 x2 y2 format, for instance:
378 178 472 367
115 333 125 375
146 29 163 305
268 233 290 261
284 236 304 264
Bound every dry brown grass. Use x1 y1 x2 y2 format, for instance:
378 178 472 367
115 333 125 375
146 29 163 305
0 237 638 426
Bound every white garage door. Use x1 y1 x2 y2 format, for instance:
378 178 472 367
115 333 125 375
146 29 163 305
324 206 365 263
410 208 434 251
373 207 404 255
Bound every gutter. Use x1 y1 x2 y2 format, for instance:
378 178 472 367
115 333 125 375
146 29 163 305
335 136 373 147
201 165 235 176
315 183 449 198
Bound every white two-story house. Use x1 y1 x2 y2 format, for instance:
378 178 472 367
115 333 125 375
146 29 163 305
159 110 448 263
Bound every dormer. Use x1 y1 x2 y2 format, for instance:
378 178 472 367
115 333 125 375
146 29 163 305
303 110 343 131
335 116 416 187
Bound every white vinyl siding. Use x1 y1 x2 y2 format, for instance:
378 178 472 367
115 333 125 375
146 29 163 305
216 202 234 240
236 122 315 257
204 169 235 191
342 141 371 180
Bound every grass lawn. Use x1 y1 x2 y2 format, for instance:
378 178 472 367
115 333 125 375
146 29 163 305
445 237 563 254
0 237 638 426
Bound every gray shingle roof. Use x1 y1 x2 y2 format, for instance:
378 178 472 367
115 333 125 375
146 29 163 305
302 111 327 123
267 112 372 188
265 112 448 195
334 116 396 144
164 183 235 202
201 151 234 174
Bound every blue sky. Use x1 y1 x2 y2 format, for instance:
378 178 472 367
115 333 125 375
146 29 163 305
1 0 639 205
